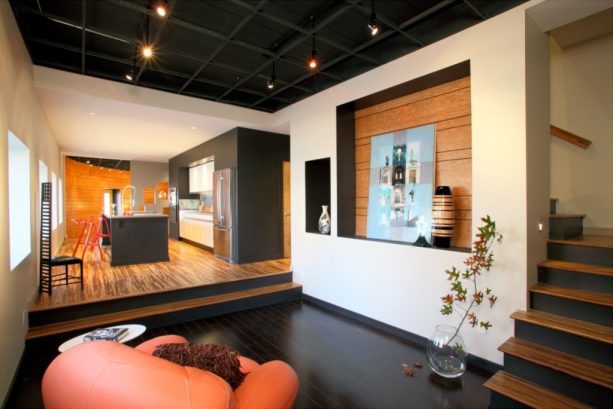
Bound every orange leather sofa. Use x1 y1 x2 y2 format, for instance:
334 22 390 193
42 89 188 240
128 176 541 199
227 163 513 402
42 334 299 409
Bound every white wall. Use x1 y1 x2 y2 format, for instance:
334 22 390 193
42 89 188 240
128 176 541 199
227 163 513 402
0 2 62 404
273 3 550 365
551 33 613 232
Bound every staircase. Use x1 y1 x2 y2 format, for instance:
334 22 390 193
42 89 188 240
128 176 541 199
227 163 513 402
485 201 613 408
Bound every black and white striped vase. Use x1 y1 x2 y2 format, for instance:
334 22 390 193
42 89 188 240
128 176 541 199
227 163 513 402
431 186 455 248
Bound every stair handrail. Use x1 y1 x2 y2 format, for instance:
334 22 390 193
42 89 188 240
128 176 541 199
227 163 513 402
550 125 592 149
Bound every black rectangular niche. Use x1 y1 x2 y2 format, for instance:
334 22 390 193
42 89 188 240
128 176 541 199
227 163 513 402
305 158 331 234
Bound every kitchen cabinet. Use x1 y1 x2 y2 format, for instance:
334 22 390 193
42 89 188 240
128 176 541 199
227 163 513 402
179 212 214 248
189 161 214 193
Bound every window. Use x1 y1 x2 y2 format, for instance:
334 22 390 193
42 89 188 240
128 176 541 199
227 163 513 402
39 160 48 184
8 131 31 270
51 171 58 230
58 178 63 224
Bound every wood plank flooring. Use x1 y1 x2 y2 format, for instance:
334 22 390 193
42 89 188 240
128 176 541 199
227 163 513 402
31 239 290 311
9 300 491 409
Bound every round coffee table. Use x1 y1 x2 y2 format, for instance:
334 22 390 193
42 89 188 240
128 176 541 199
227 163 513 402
58 324 146 353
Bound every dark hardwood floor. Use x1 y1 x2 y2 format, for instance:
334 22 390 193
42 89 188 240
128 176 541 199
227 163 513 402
8 300 490 409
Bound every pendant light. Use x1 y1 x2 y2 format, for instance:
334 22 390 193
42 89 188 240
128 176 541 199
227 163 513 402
308 16 318 69
267 61 276 90
142 15 154 59
368 0 380 36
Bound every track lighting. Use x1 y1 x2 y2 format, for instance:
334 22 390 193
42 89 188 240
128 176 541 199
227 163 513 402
125 70 133 81
368 0 380 36
154 0 168 17
308 16 318 70
368 14 379 36
267 61 276 90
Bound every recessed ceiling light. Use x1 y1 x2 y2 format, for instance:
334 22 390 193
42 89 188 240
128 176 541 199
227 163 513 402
125 72 133 81
88 112 95 116
190 126 197 130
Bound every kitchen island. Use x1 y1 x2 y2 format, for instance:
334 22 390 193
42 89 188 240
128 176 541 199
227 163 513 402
106 214 169 266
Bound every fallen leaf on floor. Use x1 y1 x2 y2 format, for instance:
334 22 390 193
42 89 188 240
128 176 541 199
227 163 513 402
402 364 416 377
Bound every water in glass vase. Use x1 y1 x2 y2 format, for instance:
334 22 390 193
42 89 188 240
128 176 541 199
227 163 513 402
426 324 467 378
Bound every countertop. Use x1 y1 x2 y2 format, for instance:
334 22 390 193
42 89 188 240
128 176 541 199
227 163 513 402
180 210 213 221
106 213 168 219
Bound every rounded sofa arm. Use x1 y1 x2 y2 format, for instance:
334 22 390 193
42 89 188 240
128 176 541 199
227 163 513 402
135 334 189 354
42 340 233 409
234 360 299 409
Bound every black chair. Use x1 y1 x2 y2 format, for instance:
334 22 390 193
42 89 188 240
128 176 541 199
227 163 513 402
39 182 83 294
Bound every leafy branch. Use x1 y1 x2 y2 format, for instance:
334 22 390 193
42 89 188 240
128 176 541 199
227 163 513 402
439 215 503 347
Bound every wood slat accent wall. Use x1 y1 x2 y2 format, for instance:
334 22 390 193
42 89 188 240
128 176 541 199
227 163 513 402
354 76 472 248
65 158 131 239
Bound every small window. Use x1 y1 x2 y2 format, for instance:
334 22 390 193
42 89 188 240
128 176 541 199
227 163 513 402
51 171 58 230
39 160 48 184
8 131 31 270
58 178 63 224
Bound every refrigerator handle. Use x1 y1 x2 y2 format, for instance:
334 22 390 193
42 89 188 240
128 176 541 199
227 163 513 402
217 176 224 223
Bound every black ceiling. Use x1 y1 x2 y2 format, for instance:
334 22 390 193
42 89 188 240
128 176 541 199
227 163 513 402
10 0 524 113
68 156 130 170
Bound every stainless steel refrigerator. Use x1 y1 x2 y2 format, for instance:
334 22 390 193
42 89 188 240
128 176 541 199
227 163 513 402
213 168 236 262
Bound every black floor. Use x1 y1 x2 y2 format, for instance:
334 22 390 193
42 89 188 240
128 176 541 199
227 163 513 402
7 300 491 409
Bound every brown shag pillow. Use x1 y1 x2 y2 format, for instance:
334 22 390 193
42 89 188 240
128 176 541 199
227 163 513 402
153 343 245 389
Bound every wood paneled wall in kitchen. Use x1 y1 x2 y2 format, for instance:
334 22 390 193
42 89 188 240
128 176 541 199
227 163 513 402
64 157 131 239
353 76 472 248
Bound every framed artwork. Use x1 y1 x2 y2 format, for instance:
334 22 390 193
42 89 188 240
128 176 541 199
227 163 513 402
366 124 436 243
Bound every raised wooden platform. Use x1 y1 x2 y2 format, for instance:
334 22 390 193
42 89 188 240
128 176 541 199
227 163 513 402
28 238 300 340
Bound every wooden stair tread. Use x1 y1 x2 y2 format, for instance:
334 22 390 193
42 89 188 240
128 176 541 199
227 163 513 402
484 370 594 409
26 282 302 340
530 283 613 307
548 235 613 249
538 260 613 277
511 309 613 345
499 337 613 390
549 213 586 219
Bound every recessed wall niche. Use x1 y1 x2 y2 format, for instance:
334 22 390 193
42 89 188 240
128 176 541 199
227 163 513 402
305 158 331 234
337 61 472 249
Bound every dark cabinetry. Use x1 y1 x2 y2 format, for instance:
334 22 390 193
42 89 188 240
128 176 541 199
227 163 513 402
169 127 289 263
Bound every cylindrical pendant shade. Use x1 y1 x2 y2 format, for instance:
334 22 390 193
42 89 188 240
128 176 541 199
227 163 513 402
432 186 455 248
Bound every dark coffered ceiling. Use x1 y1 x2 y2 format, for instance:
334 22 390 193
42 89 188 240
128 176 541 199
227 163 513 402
10 0 524 113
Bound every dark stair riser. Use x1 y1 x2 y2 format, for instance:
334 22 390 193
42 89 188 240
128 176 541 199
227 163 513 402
549 217 583 240
548 242 613 266
503 354 612 408
142 286 303 329
530 292 613 326
489 392 532 409
538 267 613 294
514 321 611 366
29 272 293 326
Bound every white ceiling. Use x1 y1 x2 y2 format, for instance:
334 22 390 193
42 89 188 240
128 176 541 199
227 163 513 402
33 66 289 163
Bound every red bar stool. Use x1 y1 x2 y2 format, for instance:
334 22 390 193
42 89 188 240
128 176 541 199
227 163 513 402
72 218 103 260
95 216 111 245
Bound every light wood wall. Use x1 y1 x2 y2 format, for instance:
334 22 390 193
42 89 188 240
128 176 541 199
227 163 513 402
64 158 131 239
354 76 472 248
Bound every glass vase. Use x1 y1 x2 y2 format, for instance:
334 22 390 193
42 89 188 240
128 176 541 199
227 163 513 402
318 205 331 235
426 324 467 378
